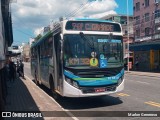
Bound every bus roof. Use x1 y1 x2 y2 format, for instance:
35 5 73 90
74 18 113 23
31 18 121 48
31 31 52 48
64 18 120 24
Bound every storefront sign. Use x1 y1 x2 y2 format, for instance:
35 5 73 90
135 36 152 42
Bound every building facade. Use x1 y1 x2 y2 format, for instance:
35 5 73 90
0 0 13 112
22 44 30 62
101 14 134 69
130 0 160 71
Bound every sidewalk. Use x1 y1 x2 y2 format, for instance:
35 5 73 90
4 76 73 120
125 71 160 78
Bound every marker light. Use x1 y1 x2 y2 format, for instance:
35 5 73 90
65 77 79 88
118 77 123 85
66 78 72 84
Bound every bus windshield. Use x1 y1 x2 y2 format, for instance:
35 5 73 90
12 46 19 50
63 34 123 68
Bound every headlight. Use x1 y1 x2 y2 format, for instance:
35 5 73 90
118 76 124 85
66 78 72 84
65 77 79 89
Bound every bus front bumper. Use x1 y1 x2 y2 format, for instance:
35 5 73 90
63 79 124 97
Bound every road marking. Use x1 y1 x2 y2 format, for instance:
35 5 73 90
145 101 160 108
117 93 130 96
25 75 79 120
136 81 150 85
126 73 160 80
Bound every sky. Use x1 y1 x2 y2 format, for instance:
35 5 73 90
11 0 133 45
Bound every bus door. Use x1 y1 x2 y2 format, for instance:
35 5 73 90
37 45 41 83
53 33 61 91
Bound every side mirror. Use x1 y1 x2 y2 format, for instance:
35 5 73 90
60 33 63 40
60 39 63 61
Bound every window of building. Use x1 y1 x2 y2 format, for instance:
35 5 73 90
136 2 140 11
155 10 160 19
125 30 128 35
155 25 160 33
145 0 149 7
145 13 150 22
145 27 150 36
135 16 140 24
135 29 140 38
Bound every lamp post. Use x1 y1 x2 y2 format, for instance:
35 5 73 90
127 0 130 72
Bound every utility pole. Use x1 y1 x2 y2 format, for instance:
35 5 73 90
127 0 130 72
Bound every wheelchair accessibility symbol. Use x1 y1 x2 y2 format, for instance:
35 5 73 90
100 59 107 68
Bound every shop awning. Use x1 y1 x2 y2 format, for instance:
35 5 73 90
130 41 160 51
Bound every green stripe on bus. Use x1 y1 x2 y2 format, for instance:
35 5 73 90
74 78 117 82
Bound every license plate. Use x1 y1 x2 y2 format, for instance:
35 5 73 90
95 88 106 92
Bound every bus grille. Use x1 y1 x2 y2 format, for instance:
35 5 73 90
64 67 123 78
80 84 117 94
76 70 120 78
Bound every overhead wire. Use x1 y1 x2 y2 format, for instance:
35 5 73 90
12 0 97 43
66 0 94 18
13 27 33 37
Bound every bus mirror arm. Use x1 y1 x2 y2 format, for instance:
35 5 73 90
60 33 63 40
60 39 64 61
60 33 64 61
60 51 63 61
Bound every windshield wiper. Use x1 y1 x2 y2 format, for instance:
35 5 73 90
79 32 95 51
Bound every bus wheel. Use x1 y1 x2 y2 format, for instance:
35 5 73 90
49 76 60 100
35 73 39 86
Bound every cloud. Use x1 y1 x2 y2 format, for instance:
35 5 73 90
12 0 118 36
89 10 117 18
34 27 44 36
83 0 118 15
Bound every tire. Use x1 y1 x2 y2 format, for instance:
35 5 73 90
49 76 61 100
35 72 39 86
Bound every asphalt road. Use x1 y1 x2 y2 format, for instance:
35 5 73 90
24 62 160 120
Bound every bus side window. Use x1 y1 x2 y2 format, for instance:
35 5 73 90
42 42 45 58
54 33 62 77
44 40 48 57
40 44 43 58
35 47 38 59
48 37 53 57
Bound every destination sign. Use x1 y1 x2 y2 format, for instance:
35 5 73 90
69 58 90 66
65 21 121 32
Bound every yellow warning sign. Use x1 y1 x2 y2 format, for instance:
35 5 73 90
90 58 98 67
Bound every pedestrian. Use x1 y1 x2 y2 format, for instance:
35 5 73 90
9 60 16 82
135 57 139 70
15 60 19 78
5 61 10 81
19 60 24 78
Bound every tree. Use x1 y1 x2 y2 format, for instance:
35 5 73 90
34 34 42 41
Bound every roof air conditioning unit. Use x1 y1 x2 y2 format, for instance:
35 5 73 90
155 1 159 5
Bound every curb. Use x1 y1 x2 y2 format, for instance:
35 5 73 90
125 72 160 78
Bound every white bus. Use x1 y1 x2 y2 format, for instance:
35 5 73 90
31 18 124 99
